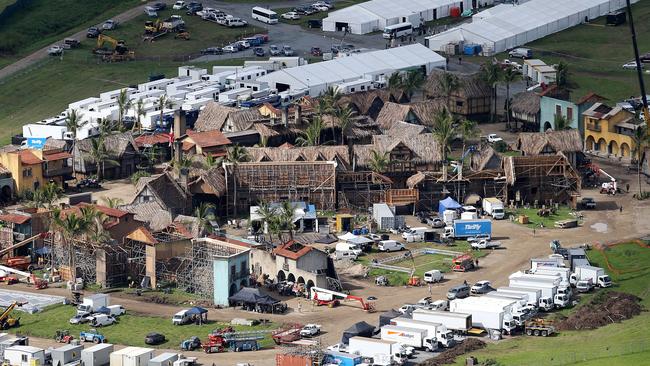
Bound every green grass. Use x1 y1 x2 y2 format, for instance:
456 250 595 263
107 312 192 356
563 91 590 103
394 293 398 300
9 304 277 349
508 205 575 229
0 0 141 69
0 0 15 13
450 241 650 365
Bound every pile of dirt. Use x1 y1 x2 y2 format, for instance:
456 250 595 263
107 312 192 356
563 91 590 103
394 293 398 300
419 338 487 366
556 291 643 331
334 261 369 278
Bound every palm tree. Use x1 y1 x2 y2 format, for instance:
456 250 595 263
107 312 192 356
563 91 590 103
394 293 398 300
555 61 569 89
65 109 84 178
368 150 390 173
223 145 249 218
295 117 324 147
51 208 93 281
335 106 354 144
255 201 277 239
99 117 115 136
157 95 173 129
203 154 219 169
401 70 425 101
480 62 502 122
322 86 342 115
173 153 193 174
459 119 479 155
631 125 650 197
117 89 132 129
431 109 456 179
439 72 460 111
553 114 571 130
387 72 403 98
29 182 62 208
89 136 117 180
133 99 146 133
102 197 124 208
194 202 216 236
502 66 521 130
279 201 295 240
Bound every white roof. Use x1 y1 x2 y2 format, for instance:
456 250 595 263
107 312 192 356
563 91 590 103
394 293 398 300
6 346 43 354
325 0 459 23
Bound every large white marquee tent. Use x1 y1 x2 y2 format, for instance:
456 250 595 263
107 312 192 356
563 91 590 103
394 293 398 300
425 0 636 53
322 0 492 35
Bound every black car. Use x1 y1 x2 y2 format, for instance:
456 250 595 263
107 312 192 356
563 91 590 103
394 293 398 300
86 27 101 38
151 2 166 11
254 47 265 57
201 47 223 55
307 19 322 29
186 2 203 15
145 332 166 345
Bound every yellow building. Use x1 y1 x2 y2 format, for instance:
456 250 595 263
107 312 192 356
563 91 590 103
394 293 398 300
0 148 45 193
583 103 642 158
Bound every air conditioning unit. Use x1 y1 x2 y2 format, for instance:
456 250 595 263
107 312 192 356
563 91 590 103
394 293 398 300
13 233 26 241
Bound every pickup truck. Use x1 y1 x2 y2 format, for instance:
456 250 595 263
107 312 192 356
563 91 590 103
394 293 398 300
300 324 321 337
471 239 501 250
486 134 503 143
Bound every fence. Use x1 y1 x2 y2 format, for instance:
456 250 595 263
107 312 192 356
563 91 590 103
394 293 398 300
369 247 462 273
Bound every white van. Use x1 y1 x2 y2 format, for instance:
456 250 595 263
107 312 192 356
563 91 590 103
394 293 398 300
378 240 405 252
172 309 192 325
429 299 449 311
423 270 443 283
402 227 427 242
89 314 116 327
335 242 362 255
107 305 125 316
333 250 359 261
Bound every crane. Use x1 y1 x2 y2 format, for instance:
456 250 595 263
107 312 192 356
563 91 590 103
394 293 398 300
310 287 375 312
587 163 617 193
0 301 25 329
451 145 477 179
94 35 135 62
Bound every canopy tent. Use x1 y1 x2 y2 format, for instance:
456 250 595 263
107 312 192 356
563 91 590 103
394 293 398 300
438 197 461 215
314 235 338 244
425 0 635 53
186 306 208 325
341 321 376 344
379 309 403 327
186 306 208 315
229 287 284 314
346 236 374 245
338 232 357 241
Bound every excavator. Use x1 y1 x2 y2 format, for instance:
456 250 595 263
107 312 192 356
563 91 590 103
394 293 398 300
93 34 135 62
0 301 25 330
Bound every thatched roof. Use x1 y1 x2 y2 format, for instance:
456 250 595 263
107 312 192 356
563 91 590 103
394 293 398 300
386 121 426 139
375 102 412 130
246 145 350 168
406 171 427 188
408 100 447 127
354 133 441 169
121 201 173 231
322 114 382 139
189 166 226 196
133 172 189 211
227 109 265 132
337 89 392 117
194 102 238 131
470 145 502 171
511 91 540 116
516 129 583 156
75 132 138 161
424 71 492 99
43 138 68 152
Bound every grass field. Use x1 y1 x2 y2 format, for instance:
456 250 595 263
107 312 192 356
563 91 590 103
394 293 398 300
0 0 14 13
9 304 277 349
450 241 650 365
508 206 575 229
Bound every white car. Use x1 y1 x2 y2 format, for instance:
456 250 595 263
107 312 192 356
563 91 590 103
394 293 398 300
312 4 330 11
487 133 503 143
237 40 251 49
223 45 238 53
69 314 91 324
282 12 301 20
282 45 295 56
470 280 493 294
417 297 432 306
623 61 643 70
427 217 445 228
471 239 501 250
300 324 322 337
173 1 186 10
47 45 63 56
102 19 118 30
398 304 416 314
314 1 333 9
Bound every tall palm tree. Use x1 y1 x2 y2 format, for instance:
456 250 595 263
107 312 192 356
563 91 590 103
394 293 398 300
555 61 569 89
223 145 249 218
322 86 342 115
480 62 502 122
368 150 390 173
51 208 93 281
388 72 403 98
89 136 117 180
157 95 173 129
255 201 277 239
173 153 193 174
431 109 456 179
65 109 83 178
553 114 571 130
401 70 425 102
631 125 650 197
502 66 521 130
439 72 460 111
335 106 354 144
279 201 295 240
102 197 124 208
194 202 216 236
133 99 146 133
459 119 479 155
117 89 131 129
295 117 324 146
99 117 115 136
203 154 219 169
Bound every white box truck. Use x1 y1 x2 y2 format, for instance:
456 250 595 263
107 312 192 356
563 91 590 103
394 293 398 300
530 267 571 283
449 297 517 334
380 326 437 352
482 198 505 219
4 346 46 366
411 309 472 333
497 287 553 311
389 317 455 348
78 294 110 316
570 265 611 287
530 257 564 271
347 337 405 366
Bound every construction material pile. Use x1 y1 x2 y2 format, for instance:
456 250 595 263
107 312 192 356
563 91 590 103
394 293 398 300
419 339 486 366
556 291 642 330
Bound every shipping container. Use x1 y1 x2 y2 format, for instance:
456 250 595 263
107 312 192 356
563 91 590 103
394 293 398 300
124 348 154 366
110 347 139 366
81 343 113 366
148 353 179 366
51 344 83 366
275 353 318 366
411 309 472 332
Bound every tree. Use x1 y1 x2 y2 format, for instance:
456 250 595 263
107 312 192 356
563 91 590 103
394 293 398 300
335 106 354 144
173 153 193 174
295 116 324 146
223 145 249 218
65 109 84 178
321 86 342 141
117 89 132 130
255 201 278 240
631 125 650 197
431 109 456 178
401 70 425 101
88 136 117 180
553 114 571 130
502 66 521 129
194 202 216 236
156 95 173 129
279 201 295 240
29 182 62 208
555 61 569 89
133 99 146 133
459 119 479 155
368 150 390 173
51 208 93 281
387 72 403 97
439 72 460 111
102 197 124 208
480 62 502 122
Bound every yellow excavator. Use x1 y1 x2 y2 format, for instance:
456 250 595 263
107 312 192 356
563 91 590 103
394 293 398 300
0 301 24 330
93 34 135 62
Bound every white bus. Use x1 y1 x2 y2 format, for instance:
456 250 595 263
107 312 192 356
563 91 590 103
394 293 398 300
252 6 278 24
382 22 413 39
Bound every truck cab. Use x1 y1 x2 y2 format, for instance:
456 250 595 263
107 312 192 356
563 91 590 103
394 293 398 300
554 293 570 308
172 309 191 325
538 297 554 311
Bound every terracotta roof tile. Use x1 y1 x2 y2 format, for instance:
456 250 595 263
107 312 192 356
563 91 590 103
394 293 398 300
273 241 312 260
135 133 171 148
18 150 43 165
0 214 30 225
43 151 72 161
185 129 232 148
77 203 129 218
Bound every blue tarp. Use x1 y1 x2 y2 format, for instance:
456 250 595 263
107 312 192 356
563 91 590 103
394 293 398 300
186 306 208 315
438 197 461 215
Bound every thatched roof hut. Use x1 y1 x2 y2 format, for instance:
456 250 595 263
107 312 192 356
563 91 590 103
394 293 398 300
194 101 265 132
424 71 492 117
354 133 441 170
337 90 390 120
408 100 446 127
375 102 413 130
516 129 583 156
470 145 502 171
245 145 351 169
386 121 426 139
511 91 540 123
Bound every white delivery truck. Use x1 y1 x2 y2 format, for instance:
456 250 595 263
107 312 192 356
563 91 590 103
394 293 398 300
570 265 611 287
389 317 455 348
449 297 518 335
380 326 437 352
497 287 553 311
411 309 472 333
4 346 46 366
530 267 571 283
402 227 427 242
482 198 505 219
77 294 110 316
530 257 565 271
347 337 406 366
509 272 570 308
335 242 363 256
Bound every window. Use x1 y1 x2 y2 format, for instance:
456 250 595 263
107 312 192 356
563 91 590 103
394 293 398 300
555 104 562 116
21 355 27 362
22 168 32 177
240 260 247 273
456 100 464 107
566 107 573 121
361 85 365 90
350 88 355 92
230 265 236 277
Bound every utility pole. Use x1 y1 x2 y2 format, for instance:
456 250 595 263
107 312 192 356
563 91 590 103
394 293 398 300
626 0 649 135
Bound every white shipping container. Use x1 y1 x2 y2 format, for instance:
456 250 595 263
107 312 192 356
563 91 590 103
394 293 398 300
4 346 46 366
81 343 114 366
497 287 542 306
124 348 154 366
411 309 472 332
110 347 139 366
348 337 396 359
449 297 517 330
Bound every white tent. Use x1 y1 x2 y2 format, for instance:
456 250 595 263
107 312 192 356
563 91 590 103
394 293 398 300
425 0 635 53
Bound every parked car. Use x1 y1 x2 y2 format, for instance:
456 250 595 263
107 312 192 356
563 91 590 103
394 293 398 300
429 299 449 311
581 197 596 209
144 6 158 17
427 217 445 228
487 133 503 143
69 314 91 325
417 297 432 306
233 340 259 352
398 304 416 314
86 27 101 38
313 4 329 11
307 19 322 28
470 280 494 294
151 2 167 11
300 324 322 337
269 45 282 56
254 47 265 57
102 19 118 30
47 45 63 56
186 2 203 15
623 61 643 70
237 40 251 49
313 1 333 9
310 47 322 56
282 45 295 56
467 234 491 243
145 332 166 345
88 314 116 327
423 269 443 283
201 47 223 55
282 12 301 20
447 283 470 300
471 239 501 250
223 45 238 53
508 47 532 59
173 1 186 10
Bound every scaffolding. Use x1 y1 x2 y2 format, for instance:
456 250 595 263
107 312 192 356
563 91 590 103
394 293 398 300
276 339 324 366
337 171 392 210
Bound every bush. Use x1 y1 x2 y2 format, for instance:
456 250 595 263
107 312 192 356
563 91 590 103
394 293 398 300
130 170 151 185
493 140 508 153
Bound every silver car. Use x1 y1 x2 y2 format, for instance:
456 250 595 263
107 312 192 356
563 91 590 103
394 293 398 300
69 314 91 325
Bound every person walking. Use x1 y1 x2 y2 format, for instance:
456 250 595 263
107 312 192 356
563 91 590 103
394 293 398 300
620 205 623 213
533 228 536 237
428 284 432 295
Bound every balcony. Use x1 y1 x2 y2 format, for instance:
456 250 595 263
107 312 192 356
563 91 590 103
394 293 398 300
586 123 601 132
44 166 73 177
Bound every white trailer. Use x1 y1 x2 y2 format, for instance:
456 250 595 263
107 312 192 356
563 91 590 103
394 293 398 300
4 346 46 366
530 267 571 283
389 317 455 348
530 257 564 271
482 197 505 219
110 346 139 366
148 353 179 366
347 337 405 366
484 292 528 307
449 297 517 333
570 265 612 287
22 124 69 140
411 309 472 333
497 287 553 311
78 294 110 315
123 348 154 366
380 326 436 352
81 343 113 366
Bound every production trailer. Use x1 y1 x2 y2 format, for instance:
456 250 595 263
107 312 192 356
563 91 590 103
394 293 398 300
4 346 46 366
381 326 436 352
530 257 564 271
411 309 472 333
389 317 455 348
449 297 518 335
570 265 612 288
496 287 553 311
51 344 84 366
148 353 179 366
347 337 405 366
81 343 113 366
444 219 492 239
530 267 571 283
